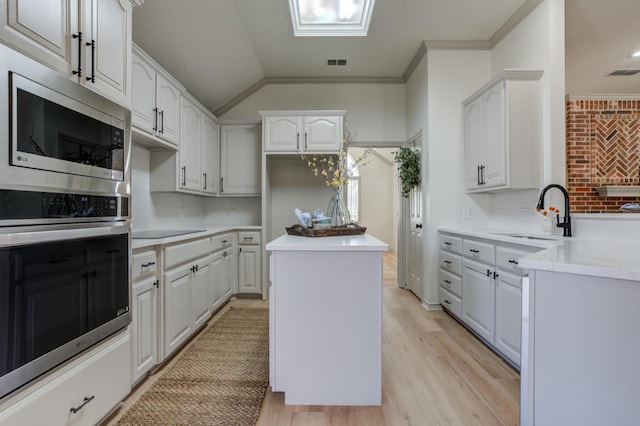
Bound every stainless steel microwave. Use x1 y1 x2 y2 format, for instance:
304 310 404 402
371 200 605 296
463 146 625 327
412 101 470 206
0 42 131 198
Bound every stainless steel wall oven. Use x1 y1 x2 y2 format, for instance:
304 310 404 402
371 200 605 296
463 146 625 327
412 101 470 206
0 44 132 400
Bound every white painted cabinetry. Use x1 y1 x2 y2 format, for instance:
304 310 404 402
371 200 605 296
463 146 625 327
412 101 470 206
220 123 261 195
131 248 159 385
202 114 220 195
131 44 182 148
261 111 345 153
463 70 543 192
0 0 132 106
179 94 204 191
238 231 261 294
438 234 462 318
439 230 542 368
0 331 130 426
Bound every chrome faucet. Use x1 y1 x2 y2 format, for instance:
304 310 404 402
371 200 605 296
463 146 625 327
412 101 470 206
536 184 572 237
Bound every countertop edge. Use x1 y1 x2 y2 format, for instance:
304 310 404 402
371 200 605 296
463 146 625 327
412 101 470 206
131 225 261 250
266 234 389 252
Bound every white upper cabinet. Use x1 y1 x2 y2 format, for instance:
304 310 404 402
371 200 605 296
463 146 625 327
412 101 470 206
201 113 220 195
463 70 543 193
0 0 132 106
261 111 345 153
220 123 261 195
179 94 203 191
131 44 182 148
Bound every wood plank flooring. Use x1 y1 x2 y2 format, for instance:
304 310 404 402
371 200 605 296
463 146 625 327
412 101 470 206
105 252 519 426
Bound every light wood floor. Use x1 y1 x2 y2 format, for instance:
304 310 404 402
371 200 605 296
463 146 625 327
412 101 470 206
106 252 519 425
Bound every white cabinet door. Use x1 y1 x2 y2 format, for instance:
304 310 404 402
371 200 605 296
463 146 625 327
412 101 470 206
464 96 484 190
238 245 261 294
179 96 203 191
0 0 76 76
482 81 506 188
222 249 236 299
495 270 522 366
210 251 224 311
131 52 156 132
304 116 343 152
201 114 219 194
156 73 181 146
263 116 302 152
131 275 157 384
462 258 495 343
220 124 261 195
80 0 131 106
163 265 193 357
193 255 212 330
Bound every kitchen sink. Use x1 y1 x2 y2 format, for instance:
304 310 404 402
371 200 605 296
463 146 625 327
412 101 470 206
489 232 560 241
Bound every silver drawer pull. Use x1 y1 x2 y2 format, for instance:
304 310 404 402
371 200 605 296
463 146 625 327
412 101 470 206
243 237 253 241
70 395 95 414
508 259 519 265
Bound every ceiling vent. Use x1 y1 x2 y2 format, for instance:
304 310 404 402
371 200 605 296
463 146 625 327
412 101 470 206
608 69 640 76
327 59 347 66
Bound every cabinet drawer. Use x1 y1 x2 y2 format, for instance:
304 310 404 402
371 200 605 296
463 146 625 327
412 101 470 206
132 249 157 281
463 239 495 264
165 237 212 269
496 246 537 276
438 234 462 254
439 269 462 297
439 251 462 276
238 231 260 245
0 332 130 426
440 287 461 319
211 233 234 252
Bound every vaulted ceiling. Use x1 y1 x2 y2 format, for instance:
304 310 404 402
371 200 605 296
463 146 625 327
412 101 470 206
132 0 640 116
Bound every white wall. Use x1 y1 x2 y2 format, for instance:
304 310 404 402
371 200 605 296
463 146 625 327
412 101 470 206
351 147 397 250
221 83 407 144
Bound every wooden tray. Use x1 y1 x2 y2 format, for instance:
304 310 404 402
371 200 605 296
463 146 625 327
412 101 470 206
285 224 367 237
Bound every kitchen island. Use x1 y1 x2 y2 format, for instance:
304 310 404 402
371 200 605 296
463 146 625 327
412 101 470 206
265 233 388 406
518 239 640 426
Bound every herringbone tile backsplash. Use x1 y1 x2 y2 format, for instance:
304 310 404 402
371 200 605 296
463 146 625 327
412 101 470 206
567 99 640 213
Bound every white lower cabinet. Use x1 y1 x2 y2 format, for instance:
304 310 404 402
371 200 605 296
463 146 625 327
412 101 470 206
238 231 261 294
439 230 542 369
192 255 212 330
210 250 225 312
163 264 194 358
0 331 130 426
495 270 523 366
131 275 158 385
131 248 159 385
462 257 496 343
222 248 237 299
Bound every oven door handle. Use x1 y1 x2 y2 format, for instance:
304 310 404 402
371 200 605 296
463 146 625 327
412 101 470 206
0 221 130 248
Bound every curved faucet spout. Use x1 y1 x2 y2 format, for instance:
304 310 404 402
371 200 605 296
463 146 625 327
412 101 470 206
537 184 572 237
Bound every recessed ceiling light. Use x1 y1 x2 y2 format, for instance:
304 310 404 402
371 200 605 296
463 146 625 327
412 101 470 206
631 50 640 58
289 0 376 37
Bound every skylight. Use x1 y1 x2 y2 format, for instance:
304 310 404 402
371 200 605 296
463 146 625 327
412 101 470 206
289 0 375 37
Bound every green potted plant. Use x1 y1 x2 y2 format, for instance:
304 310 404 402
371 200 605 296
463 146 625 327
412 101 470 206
394 147 420 197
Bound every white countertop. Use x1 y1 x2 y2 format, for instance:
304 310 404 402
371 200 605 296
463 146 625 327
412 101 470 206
266 233 388 252
131 225 261 250
518 239 640 282
440 227 640 282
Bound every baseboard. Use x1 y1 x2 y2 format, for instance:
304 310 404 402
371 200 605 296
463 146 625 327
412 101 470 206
421 300 442 311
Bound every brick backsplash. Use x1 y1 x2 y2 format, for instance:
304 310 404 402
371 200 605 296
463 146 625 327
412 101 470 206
566 99 640 213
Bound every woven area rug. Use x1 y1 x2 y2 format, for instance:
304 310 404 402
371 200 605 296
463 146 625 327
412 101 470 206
117 307 269 425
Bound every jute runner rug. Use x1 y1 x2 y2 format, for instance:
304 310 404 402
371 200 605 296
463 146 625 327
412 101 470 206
117 307 269 425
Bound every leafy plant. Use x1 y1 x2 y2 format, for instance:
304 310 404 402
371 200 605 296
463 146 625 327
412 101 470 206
394 147 420 197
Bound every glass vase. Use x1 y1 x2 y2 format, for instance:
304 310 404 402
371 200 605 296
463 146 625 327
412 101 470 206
327 187 351 227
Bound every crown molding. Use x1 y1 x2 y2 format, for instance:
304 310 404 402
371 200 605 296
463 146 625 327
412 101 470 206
424 40 491 50
402 41 427 82
490 0 543 47
264 76 404 84
214 78 267 117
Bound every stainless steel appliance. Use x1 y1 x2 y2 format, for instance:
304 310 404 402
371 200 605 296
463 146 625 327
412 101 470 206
0 44 132 401
0 42 130 201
